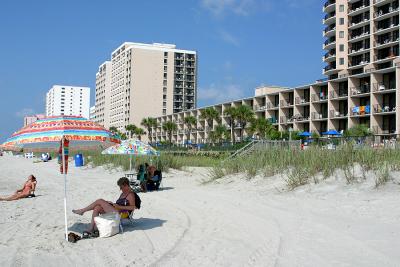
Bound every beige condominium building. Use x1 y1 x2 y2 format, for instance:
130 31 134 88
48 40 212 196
94 42 197 135
152 0 400 144
94 61 112 126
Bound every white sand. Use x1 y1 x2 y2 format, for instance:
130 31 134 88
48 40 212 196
1 154 400 267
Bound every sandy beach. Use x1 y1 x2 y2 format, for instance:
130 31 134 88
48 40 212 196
1 154 400 267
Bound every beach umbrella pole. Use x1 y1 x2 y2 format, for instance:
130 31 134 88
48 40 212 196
129 154 132 172
62 139 68 241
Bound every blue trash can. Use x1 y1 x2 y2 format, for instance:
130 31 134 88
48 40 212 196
74 154 84 167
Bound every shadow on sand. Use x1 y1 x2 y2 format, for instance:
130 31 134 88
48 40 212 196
68 217 167 234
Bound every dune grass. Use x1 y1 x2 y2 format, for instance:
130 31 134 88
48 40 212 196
83 151 222 172
209 145 400 189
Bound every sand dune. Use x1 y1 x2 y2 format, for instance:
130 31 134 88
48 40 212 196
0 154 400 267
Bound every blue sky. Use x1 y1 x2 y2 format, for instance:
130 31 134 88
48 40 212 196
0 0 324 142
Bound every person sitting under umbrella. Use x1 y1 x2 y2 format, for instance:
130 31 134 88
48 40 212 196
0 175 37 201
72 177 136 237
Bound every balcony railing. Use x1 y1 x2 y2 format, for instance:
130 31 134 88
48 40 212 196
253 105 266 111
375 22 399 32
373 104 396 113
324 0 335 9
268 117 278 124
280 99 294 107
371 126 396 135
374 6 399 18
349 31 370 41
348 2 370 14
348 46 370 54
311 93 328 102
280 116 294 124
266 102 279 109
311 112 328 120
350 85 371 95
375 35 400 47
374 50 399 61
330 110 348 118
373 82 396 91
293 114 310 122
295 97 310 105
351 105 371 115
330 91 348 99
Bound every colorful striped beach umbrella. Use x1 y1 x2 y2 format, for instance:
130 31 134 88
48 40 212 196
3 115 120 151
102 139 160 171
2 115 120 241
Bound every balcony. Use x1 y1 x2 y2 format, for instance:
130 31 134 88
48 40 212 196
280 99 294 108
348 2 371 16
268 117 278 124
375 22 400 34
323 64 337 75
350 105 371 116
295 97 310 105
330 110 348 119
174 90 183 95
348 58 370 69
350 85 371 96
348 31 370 42
311 93 328 102
280 116 294 124
348 46 371 56
374 49 399 62
323 0 336 12
374 5 399 21
372 126 396 135
266 102 279 110
311 112 328 120
323 51 336 62
349 16 371 29
293 114 310 122
373 104 397 114
330 91 348 99
372 82 396 92
324 25 336 37
253 105 266 112
323 38 336 50
374 35 400 48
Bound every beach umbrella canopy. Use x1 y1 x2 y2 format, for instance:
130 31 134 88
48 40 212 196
322 129 341 136
298 131 312 137
101 139 159 171
3 115 120 151
2 115 120 241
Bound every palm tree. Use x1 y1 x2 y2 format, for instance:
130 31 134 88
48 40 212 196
162 121 177 145
249 117 273 140
109 126 118 135
141 117 157 143
223 106 238 144
183 115 197 145
200 107 220 144
125 124 137 139
210 124 229 144
235 105 254 142
134 127 146 141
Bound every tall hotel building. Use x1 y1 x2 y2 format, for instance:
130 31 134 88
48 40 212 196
152 0 400 144
94 42 197 134
45 85 91 119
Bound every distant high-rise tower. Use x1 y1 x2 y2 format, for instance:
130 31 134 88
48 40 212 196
323 0 399 79
94 42 197 135
46 85 90 119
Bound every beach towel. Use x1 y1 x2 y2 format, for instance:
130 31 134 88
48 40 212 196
360 106 365 115
352 106 359 115
365 105 370 114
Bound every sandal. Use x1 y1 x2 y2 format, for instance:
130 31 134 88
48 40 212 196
82 230 100 239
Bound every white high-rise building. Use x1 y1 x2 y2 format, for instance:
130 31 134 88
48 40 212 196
46 85 91 119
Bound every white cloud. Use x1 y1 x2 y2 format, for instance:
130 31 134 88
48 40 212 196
198 83 246 104
201 0 271 17
219 29 240 46
15 108 35 118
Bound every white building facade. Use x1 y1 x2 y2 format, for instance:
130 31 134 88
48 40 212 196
46 85 91 119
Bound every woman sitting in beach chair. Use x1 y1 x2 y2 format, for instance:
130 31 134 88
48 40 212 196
72 177 138 238
0 175 37 201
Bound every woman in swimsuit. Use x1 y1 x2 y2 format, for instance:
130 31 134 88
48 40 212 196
0 175 37 201
72 177 136 234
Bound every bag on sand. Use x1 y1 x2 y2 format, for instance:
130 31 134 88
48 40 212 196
94 212 120 238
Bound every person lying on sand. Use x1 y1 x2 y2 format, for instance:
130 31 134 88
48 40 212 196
0 175 37 201
72 177 136 237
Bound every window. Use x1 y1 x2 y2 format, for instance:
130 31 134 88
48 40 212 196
340 44 345 52
340 18 344 25
339 31 344 38
164 66 167 71
164 73 167 78
164 52 168 57
164 59 167 64
339 5 344 12
339 58 345 65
